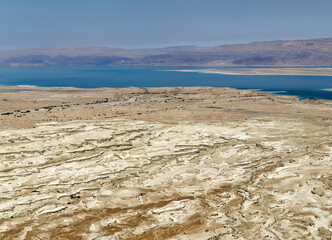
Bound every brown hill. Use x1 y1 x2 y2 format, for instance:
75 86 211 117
1 37 332 66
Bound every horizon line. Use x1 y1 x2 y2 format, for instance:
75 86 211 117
1 36 331 51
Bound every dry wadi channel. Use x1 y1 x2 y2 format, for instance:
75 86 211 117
0 86 331 240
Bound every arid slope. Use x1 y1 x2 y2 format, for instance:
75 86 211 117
0 87 331 239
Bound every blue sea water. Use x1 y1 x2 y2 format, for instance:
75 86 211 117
0 66 331 100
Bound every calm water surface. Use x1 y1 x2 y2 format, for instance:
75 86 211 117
0 66 331 100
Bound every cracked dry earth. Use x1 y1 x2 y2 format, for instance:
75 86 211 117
0 87 331 239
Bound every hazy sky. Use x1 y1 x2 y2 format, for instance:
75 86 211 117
1 0 332 49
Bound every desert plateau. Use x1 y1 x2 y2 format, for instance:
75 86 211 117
0 86 331 239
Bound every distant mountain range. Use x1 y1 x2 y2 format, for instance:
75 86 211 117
1 37 332 66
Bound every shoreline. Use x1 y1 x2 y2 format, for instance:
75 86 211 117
172 67 332 76
2 84 332 101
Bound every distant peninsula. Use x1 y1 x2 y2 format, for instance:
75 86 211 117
1 37 332 67
173 68 332 76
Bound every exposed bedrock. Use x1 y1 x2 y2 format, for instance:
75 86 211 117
0 118 331 239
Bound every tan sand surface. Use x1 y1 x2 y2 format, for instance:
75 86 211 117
0 86 331 239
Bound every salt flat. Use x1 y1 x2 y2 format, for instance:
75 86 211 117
175 68 332 76
0 87 331 239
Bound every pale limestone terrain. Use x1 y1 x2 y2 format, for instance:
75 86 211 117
0 87 331 239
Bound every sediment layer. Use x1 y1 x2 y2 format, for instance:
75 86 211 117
0 87 331 239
